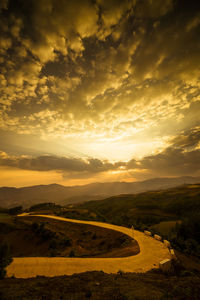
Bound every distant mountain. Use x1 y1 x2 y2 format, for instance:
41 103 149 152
0 176 200 208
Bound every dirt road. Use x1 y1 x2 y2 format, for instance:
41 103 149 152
7 214 171 278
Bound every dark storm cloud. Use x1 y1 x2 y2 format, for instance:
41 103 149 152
126 159 138 169
129 4 200 83
140 148 200 176
1 126 200 177
1 0 199 119
0 147 199 177
134 0 173 18
136 126 200 176
0 152 124 173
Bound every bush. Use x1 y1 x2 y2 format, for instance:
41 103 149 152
60 238 72 247
49 239 58 250
31 222 39 232
0 243 13 279
35 223 56 241
69 250 75 257
85 289 92 298
50 249 58 257
92 233 97 240
8 206 23 215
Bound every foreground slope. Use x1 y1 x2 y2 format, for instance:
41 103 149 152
1 270 200 300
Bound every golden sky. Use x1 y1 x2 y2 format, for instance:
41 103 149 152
0 0 200 187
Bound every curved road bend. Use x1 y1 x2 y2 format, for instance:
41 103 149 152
7 214 171 278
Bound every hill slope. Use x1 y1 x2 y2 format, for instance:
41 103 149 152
69 184 200 258
0 176 200 208
0 215 138 258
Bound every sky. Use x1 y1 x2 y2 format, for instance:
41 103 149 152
0 0 200 187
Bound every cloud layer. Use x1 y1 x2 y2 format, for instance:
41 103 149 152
0 0 200 185
1 126 200 179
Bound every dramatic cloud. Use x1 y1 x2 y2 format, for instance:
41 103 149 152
170 127 200 150
0 152 121 173
0 0 200 186
1 132 200 179
140 148 200 177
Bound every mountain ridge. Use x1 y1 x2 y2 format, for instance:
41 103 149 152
0 176 200 208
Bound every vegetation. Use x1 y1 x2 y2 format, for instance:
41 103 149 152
171 214 200 257
8 206 23 215
0 206 23 216
29 202 61 213
1 184 200 258
0 213 12 223
0 243 13 279
0 184 200 298
58 184 200 258
0 215 138 258
0 269 200 299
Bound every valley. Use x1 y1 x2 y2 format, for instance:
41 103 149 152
1 183 200 299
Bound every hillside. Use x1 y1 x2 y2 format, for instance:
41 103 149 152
1 270 200 300
0 176 200 208
1 185 200 299
0 214 138 258
63 183 200 223
59 184 200 258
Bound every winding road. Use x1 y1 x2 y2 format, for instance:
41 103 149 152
6 214 171 278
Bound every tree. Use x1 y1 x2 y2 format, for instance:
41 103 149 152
69 250 75 257
8 206 23 215
0 243 13 279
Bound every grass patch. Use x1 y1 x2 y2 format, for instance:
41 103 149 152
150 220 181 236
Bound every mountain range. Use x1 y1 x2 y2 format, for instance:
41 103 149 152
0 176 200 208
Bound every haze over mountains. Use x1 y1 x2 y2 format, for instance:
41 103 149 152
1 176 200 209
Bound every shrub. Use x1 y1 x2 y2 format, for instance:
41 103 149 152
92 233 97 240
85 289 92 298
69 250 75 257
60 238 72 247
8 206 23 215
117 270 124 277
0 243 13 279
49 239 58 250
31 222 39 232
